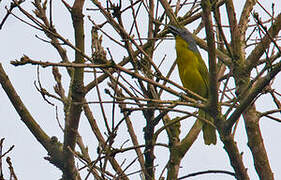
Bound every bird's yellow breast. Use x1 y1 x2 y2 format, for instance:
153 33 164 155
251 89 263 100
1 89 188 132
175 36 208 98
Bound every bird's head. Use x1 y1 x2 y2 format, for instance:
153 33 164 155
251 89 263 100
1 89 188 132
168 25 199 53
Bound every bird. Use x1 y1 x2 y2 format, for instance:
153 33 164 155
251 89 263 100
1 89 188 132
168 25 217 145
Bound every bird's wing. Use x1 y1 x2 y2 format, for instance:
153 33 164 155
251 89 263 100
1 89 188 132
196 53 209 97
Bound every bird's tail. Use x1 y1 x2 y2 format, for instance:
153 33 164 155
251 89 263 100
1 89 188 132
198 109 217 145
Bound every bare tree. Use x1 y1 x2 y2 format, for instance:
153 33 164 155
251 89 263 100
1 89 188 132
1 0 281 179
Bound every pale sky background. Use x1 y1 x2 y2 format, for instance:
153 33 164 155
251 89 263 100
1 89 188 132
1 0 281 179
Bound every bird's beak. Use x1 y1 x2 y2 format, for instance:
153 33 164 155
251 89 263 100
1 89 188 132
168 25 180 36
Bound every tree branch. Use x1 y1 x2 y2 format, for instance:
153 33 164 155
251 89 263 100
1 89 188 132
62 0 85 179
243 104 274 179
0 64 64 170
226 60 281 129
246 13 281 72
201 0 219 118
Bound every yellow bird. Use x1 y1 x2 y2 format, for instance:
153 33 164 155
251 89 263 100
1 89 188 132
169 25 217 145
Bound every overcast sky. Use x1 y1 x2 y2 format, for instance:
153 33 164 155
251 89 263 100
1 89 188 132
1 0 281 179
